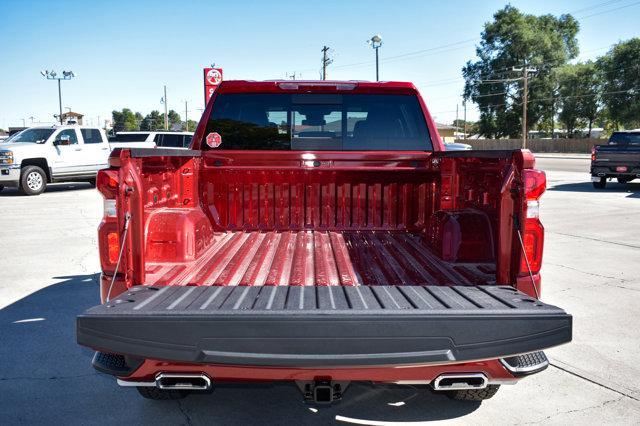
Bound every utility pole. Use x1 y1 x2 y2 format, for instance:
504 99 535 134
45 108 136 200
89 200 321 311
513 65 537 149
463 100 467 140
163 85 168 130
455 104 459 139
550 85 557 139
321 46 331 80
184 100 189 132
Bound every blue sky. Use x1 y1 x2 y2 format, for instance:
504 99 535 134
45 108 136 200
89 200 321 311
1 0 639 129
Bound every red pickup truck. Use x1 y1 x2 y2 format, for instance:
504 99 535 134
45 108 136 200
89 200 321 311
77 80 571 404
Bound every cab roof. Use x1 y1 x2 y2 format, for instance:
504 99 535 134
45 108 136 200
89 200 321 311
216 80 419 95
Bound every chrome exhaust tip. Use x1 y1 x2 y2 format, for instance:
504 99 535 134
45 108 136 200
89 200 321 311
432 373 488 391
155 373 211 390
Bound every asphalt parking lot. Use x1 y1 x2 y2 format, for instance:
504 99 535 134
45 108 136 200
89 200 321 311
1 156 639 425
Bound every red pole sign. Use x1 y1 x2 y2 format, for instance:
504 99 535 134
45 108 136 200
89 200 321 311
203 68 223 106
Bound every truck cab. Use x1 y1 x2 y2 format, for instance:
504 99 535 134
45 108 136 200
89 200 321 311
0 125 111 195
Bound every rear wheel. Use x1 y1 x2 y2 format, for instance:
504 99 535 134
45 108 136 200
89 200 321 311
136 386 189 400
592 177 606 189
617 177 633 184
0 184 4 192
19 166 46 195
446 385 500 401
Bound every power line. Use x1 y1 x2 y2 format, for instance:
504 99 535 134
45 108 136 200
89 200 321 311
419 42 631 93
294 2 634 80
431 86 639 116
577 0 640 18
293 36 479 74
569 0 625 15
329 39 479 72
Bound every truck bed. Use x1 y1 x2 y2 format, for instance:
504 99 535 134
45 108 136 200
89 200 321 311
77 284 571 367
144 231 495 287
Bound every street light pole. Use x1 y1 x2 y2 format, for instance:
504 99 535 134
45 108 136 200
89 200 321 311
368 35 383 81
41 70 75 125
58 80 62 124
375 47 379 81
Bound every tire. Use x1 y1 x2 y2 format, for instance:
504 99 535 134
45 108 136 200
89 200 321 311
0 184 4 192
592 177 606 189
446 385 500 401
136 386 189 400
617 177 633 184
19 165 47 195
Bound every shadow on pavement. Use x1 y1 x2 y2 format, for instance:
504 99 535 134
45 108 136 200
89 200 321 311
549 181 640 198
0 182 94 196
0 275 480 425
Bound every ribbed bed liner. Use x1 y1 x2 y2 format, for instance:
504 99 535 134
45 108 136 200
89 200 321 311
144 231 496 287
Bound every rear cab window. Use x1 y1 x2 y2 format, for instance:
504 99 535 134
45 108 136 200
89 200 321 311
80 129 105 144
609 132 640 146
157 134 187 148
204 93 432 151
112 133 151 142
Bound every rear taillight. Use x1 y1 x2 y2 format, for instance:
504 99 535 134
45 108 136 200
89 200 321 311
519 169 546 276
591 146 596 162
97 169 120 272
107 231 120 264
97 169 119 199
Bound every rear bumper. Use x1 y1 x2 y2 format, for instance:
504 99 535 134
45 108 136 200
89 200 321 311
78 285 572 368
591 165 640 178
115 356 523 384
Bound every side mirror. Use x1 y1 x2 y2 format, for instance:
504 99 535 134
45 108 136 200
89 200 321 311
54 135 71 146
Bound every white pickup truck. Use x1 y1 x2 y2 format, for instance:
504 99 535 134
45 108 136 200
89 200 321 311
0 126 194 195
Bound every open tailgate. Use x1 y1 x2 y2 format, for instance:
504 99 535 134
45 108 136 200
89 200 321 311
77 285 571 367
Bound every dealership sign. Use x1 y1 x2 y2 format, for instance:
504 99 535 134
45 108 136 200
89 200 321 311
203 67 223 105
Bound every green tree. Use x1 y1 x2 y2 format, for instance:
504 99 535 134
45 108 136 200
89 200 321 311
168 110 181 129
557 66 582 137
452 119 479 136
185 119 198 132
462 6 579 138
598 38 640 129
112 108 139 132
140 110 164 131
